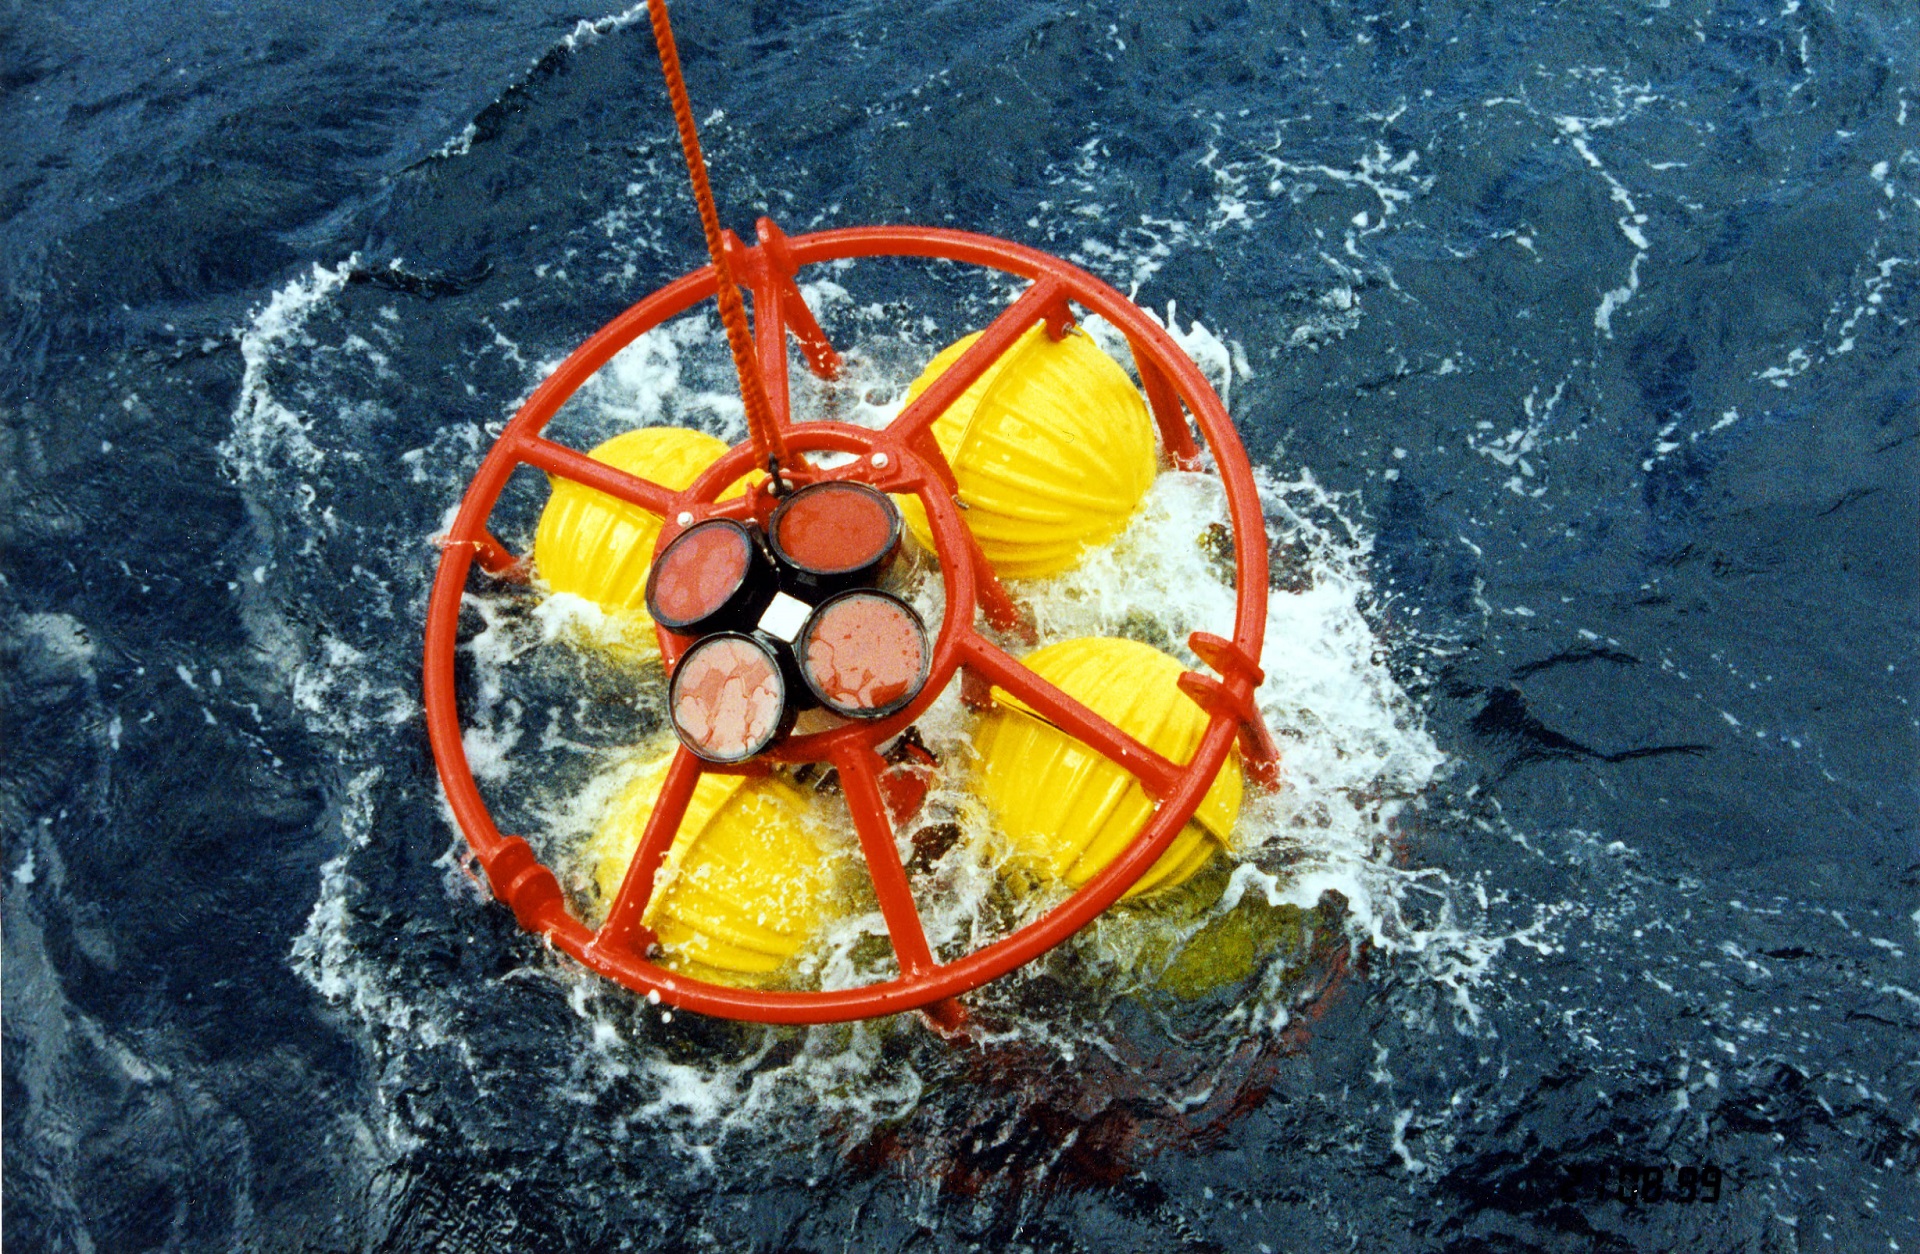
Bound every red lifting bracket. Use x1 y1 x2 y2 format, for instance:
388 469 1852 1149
1042 293 1076 342
754 218 842 378
1180 631 1284 792
723 219 844 408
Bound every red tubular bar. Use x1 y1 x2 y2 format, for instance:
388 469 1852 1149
831 743 936 977
888 276 1064 445
516 434 682 514
445 530 527 581
422 223 1278 1025
958 634 1184 798
734 230 795 430
959 525 1024 636
1185 631 1284 791
1137 352 1203 471
763 222 842 379
590 745 703 955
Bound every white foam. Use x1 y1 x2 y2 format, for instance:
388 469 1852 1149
557 2 651 53
16 612 97 681
220 260 355 483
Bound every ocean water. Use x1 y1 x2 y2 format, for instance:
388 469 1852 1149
4 1 1917 1250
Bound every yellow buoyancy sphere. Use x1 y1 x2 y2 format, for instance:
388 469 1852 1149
972 637 1242 898
897 324 1156 578
581 756 841 982
533 427 748 618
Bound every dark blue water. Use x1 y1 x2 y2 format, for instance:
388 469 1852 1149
5 1 1917 1250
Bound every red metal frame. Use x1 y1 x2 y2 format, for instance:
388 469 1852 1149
422 220 1280 1025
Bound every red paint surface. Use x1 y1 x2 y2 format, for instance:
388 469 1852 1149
776 483 894 573
673 636 783 758
804 594 926 712
653 523 748 624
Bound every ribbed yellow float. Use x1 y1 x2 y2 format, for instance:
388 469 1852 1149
897 324 1157 578
972 637 1242 898
532 427 750 647
580 753 843 981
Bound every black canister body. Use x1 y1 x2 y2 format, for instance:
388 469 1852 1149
767 481 903 601
645 518 779 637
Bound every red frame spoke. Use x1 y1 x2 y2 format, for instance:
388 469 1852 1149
723 226 799 433
907 429 959 496
441 529 527 581
516 434 682 516
731 217 846 433
958 633 1184 797
958 523 1023 635
888 276 1065 446
471 529 525 578
831 742 937 977
758 216 844 381
779 282 844 383
591 746 704 955
1137 351 1203 471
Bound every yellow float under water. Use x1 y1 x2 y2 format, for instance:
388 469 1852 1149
581 754 842 982
897 324 1157 578
533 427 750 647
973 637 1242 898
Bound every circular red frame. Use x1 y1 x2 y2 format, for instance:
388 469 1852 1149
423 224 1274 1025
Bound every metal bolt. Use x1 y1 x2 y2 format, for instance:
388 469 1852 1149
676 511 694 526
870 452 890 469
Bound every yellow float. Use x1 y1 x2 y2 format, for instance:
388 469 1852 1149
532 426 750 648
972 637 1242 898
896 324 1157 578
579 753 844 982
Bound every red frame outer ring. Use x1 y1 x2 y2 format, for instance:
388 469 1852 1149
422 226 1271 1024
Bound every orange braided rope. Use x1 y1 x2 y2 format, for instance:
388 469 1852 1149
645 0 788 474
